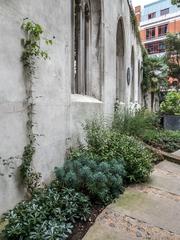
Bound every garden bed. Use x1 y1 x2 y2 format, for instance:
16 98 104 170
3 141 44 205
145 144 180 165
68 205 104 240
141 129 180 153
112 108 180 153
1 120 155 240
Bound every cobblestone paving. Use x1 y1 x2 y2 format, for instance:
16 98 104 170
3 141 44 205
83 160 180 240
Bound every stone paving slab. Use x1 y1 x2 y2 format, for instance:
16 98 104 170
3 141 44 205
148 161 180 196
83 161 180 240
83 207 180 240
155 160 180 175
110 188 180 235
173 150 180 158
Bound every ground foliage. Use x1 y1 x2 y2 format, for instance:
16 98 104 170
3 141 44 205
113 108 180 153
113 108 159 137
1 187 91 240
142 129 180 153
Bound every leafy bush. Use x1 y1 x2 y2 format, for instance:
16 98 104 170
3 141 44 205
1 187 91 240
84 119 122 161
55 153 126 204
112 108 180 153
84 120 154 183
142 129 180 152
115 135 154 183
112 108 159 137
160 91 180 115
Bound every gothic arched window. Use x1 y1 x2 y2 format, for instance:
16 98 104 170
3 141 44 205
72 0 91 95
131 46 135 102
116 18 125 102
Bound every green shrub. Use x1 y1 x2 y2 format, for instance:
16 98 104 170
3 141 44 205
112 108 159 137
116 135 154 183
84 120 121 161
84 120 154 183
160 91 180 115
112 108 180 153
55 153 126 204
142 129 180 152
1 187 91 240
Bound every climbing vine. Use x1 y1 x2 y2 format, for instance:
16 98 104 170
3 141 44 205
129 6 141 42
20 18 53 194
129 4 145 53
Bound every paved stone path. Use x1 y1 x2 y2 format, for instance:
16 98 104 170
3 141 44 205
173 150 180 158
83 160 180 240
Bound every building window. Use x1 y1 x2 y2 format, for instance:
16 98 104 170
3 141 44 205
116 18 125 102
138 60 142 104
160 8 169 16
158 24 168 37
148 12 156 19
131 47 135 102
145 41 166 54
73 0 91 95
146 27 155 40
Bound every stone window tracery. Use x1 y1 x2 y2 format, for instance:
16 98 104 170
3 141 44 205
72 0 91 95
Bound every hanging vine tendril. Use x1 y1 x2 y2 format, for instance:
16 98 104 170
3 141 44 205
20 18 53 194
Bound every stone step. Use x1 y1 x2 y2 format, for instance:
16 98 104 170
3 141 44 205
173 150 180 158
83 188 180 239
148 160 180 196
83 161 180 240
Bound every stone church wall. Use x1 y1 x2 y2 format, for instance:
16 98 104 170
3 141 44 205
0 0 142 214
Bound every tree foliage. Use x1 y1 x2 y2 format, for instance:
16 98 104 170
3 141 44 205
165 33 180 80
160 91 180 115
171 0 180 7
142 53 168 94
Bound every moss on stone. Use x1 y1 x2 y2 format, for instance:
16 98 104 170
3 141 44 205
0 219 8 233
113 190 148 210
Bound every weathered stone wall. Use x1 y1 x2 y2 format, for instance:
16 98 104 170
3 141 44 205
0 0 142 215
102 0 142 116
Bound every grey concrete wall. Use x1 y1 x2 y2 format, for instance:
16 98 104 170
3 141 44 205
103 0 142 116
0 0 72 214
70 95 103 146
0 0 142 215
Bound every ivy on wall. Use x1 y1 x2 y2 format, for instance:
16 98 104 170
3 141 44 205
128 3 145 53
171 0 180 7
20 18 53 194
129 6 141 43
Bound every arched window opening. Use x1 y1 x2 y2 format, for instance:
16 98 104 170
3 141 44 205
138 60 141 104
84 3 90 95
131 46 135 102
72 0 91 96
116 18 125 102
74 0 81 94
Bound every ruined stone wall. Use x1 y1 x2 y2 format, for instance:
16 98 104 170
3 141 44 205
0 0 142 215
